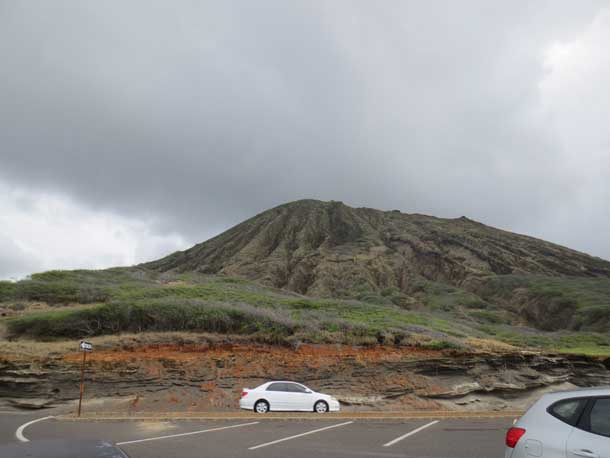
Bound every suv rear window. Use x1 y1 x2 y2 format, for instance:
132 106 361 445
548 398 588 426
590 398 610 437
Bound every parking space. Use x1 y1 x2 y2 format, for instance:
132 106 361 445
239 419 507 458
5 414 513 457
23 418 256 445
118 420 356 458
236 419 437 455
403 420 507 457
381 419 507 458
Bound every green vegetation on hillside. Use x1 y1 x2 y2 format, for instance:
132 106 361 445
0 269 144 305
1 269 465 346
476 275 610 331
476 325 610 356
2 268 610 355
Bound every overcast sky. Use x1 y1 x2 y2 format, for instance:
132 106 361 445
1 1 610 279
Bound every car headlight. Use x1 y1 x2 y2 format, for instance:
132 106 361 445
330 396 338 401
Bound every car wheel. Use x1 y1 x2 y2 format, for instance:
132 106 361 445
314 401 328 413
254 400 269 413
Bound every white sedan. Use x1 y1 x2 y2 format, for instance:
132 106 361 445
239 381 340 413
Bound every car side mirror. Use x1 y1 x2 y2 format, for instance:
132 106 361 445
305 389 312 393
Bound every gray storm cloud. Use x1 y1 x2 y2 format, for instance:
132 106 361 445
1 0 609 277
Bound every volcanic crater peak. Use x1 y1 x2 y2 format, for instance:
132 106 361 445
146 199 610 298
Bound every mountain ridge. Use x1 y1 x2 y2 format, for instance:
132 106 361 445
145 199 610 298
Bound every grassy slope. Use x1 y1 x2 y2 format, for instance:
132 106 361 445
473 274 610 333
1 269 610 355
0 269 463 347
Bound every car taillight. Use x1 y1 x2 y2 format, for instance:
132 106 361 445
505 427 526 448
241 391 248 397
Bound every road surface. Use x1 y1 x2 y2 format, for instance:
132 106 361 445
2 412 512 457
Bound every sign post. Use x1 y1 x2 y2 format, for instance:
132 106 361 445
77 340 93 417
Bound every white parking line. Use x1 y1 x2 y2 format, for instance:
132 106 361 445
382 420 439 447
116 421 259 445
15 416 55 442
248 421 354 450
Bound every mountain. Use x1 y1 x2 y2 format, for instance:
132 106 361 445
4 200 610 414
147 199 610 293
145 199 610 332
3 199 610 347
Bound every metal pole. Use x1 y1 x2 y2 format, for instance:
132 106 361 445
77 350 86 417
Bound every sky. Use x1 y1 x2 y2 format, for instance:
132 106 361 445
1 1 610 279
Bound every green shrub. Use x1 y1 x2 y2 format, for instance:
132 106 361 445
6 300 297 339
381 287 398 297
468 310 504 324
463 298 490 309
0 281 17 302
573 305 610 331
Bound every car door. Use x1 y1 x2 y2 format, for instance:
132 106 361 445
534 397 589 458
285 383 315 411
567 397 610 458
265 383 290 411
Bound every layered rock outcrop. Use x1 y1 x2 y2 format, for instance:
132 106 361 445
2 344 608 412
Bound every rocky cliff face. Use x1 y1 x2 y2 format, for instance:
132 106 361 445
2 343 609 412
146 200 610 298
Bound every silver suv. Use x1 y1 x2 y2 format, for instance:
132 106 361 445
505 387 610 457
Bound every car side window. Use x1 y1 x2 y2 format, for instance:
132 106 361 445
548 398 588 426
267 383 286 392
589 399 610 437
289 384 308 393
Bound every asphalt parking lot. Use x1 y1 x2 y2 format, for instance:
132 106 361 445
2 413 512 457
